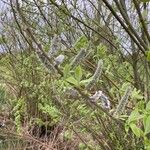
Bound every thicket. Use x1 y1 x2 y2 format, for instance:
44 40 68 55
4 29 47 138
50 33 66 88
0 0 150 149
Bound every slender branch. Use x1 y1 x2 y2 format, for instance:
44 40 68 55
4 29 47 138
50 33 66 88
114 0 147 49
132 0 150 43
101 0 146 55
49 0 119 50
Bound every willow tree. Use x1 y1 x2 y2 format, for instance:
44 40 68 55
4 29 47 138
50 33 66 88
0 0 150 149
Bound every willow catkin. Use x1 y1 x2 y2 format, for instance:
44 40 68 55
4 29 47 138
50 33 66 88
100 93 111 109
35 49 56 72
89 91 102 102
113 86 132 116
54 54 65 66
89 90 111 109
70 49 86 68
86 59 103 90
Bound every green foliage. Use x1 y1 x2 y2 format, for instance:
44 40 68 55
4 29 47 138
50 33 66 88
1 0 150 149
63 64 71 79
13 98 27 133
64 65 92 88
146 51 150 61
146 101 150 111
129 123 142 137
131 88 144 101
140 0 150 2
79 143 88 150
38 103 61 125
63 130 73 140
74 36 88 49
94 43 107 60
144 115 150 135
0 37 146 149
75 66 82 82
126 100 150 148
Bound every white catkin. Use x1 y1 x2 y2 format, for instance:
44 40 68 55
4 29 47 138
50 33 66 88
70 49 86 68
100 93 111 109
89 90 111 109
86 59 103 89
90 91 102 102
113 86 132 116
36 49 56 72
54 54 65 66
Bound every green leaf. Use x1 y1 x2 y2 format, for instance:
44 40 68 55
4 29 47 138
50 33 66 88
64 130 73 140
63 64 71 78
128 109 143 124
137 101 145 111
79 77 93 86
144 115 150 135
146 51 150 61
130 123 142 137
74 36 88 49
146 145 150 150
75 66 82 82
79 143 87 150
146 101 150 112
66 77 78 86
131 88 143 100
125 124 129 133
140 0 150 2
143 114 148 130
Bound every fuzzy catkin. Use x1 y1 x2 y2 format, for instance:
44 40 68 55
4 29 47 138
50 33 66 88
70 49 86 68
113 86 132 116
54 54 65 66
86 59 103 89
89 90 111 109
89 91 102 102
100 93 111 109
36 49 56 72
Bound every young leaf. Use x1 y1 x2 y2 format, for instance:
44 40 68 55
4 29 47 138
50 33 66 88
143 114 148 130
74 36 88 49
63 64 71 78
128 109 142 124
140 0 150 2
75 66 82 82
144 115 150 135
131 88 143 100
146 51 150 61
130 123 142 137
79 77 93 86
125 124 129 133
66 77 78 86
146 101 150 112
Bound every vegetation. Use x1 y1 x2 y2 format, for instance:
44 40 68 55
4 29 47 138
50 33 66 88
0 0 150 149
